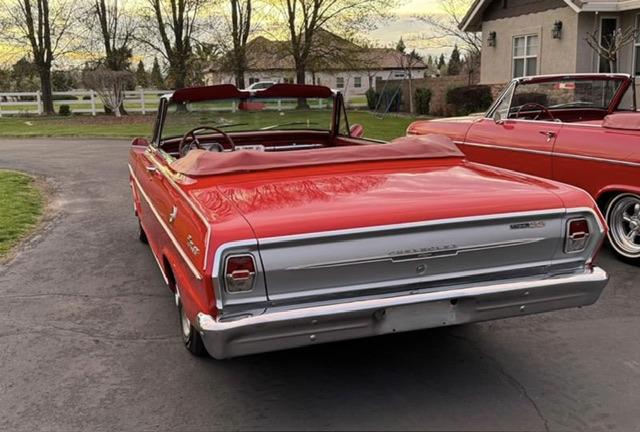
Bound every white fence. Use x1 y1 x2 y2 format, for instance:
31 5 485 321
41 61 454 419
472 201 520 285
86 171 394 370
0 89 172 116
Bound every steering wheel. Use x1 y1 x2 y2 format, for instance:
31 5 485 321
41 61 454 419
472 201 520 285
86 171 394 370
178 126 236 157
515 103 555 121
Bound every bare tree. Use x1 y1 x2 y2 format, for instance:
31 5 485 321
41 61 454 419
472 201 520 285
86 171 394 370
139 0 209 89
414 0 480 68
0 0 76 114
82 67 134 116
274 0 394 85
393 38 423 114
586 27 636 73
228 0 252 88
87 0 136 71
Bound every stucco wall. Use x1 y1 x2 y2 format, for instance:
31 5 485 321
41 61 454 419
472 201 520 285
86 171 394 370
480 6 579 84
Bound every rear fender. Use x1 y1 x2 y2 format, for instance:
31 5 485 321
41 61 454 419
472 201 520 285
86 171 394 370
162 246 215 323
595 185 640 206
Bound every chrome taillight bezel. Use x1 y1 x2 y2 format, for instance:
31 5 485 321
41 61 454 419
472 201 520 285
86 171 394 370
564 217 591 254
224 254 257 293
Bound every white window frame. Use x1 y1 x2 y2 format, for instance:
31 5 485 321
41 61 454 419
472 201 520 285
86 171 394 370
353 76 362 88
598 16 619 73
336 76 345 88
633 14 640 76
512 34 539 78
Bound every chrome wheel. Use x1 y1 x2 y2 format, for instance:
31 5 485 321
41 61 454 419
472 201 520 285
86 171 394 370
606 194 640 258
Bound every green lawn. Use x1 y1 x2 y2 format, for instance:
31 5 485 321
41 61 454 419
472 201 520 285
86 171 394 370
0 171 44 258
0 110 427 142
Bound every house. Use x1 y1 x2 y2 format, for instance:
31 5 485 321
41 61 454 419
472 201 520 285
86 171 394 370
205 30 427 96
460 0 640 84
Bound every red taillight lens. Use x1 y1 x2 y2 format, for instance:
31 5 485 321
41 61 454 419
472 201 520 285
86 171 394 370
565 218 590 253
224 255 256 293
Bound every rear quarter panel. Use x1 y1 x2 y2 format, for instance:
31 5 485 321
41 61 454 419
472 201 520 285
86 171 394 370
552 124 640 203
129 145 217 320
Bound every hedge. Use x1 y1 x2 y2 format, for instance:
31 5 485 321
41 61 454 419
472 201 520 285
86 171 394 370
446 85 493 116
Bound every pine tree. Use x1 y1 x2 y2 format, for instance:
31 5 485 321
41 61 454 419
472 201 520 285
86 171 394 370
150 58 165 89
135 60 149 88
396 37 406 53
447 45 462 76
438 53 446 69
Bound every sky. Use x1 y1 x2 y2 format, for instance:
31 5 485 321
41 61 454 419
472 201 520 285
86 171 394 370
370 0 449 56
0 0 459 68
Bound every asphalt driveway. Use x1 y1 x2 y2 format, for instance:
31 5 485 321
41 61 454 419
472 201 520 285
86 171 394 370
1 138 639 432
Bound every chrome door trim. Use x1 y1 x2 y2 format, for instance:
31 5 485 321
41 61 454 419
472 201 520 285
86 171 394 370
457 140 640 168
129 164 203 280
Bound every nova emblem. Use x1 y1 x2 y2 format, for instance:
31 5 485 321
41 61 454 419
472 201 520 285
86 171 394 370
510 221 546 230
186 235 200 256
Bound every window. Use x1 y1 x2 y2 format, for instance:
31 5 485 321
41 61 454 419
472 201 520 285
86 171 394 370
336 77 345 88
249 77 259 85
513 35 538 78
634 15 640 76
315 76 321 85
599 17 618 73
354 76 362 88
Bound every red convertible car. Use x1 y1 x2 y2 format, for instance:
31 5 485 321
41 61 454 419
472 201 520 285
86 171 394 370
408 73 640 264
129 83 608 359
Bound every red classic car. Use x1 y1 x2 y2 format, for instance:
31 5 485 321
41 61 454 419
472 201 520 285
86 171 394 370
129 83 608 359
408 73 640 264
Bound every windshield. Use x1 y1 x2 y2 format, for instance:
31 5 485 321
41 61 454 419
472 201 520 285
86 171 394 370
161 97 334 141
509 79 623 112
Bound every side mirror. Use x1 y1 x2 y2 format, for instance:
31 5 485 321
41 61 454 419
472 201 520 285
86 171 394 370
493 111 504 124
349 123 364 138
131 137 149 147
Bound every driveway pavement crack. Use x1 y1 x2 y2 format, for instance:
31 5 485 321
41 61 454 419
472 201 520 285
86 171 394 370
450 332 551 432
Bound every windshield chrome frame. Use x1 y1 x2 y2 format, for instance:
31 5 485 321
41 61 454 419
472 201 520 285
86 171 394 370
485 75 633 120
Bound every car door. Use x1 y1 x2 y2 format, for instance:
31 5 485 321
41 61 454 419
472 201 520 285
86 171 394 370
552 123 639 198
462 117 561 179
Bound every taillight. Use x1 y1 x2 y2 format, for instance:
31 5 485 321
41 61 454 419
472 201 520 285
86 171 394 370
224 255 256 293
565 218 590 253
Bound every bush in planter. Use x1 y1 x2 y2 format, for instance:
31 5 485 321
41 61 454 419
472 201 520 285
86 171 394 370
446 85 493 115
414 88 432 115
365 88 379 110
58 104 71 116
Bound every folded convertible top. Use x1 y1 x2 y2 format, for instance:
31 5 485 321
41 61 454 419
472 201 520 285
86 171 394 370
170 134 465 177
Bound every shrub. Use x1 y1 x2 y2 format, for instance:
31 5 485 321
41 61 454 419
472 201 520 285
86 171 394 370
58 104 71 116
365 88 378 110
446 85 493 115
512 92 548 107
414 87 432 115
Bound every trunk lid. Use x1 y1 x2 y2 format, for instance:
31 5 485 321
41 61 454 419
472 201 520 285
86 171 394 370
214 160 568 303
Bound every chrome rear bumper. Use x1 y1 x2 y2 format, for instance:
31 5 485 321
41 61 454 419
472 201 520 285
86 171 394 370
195 267 608 359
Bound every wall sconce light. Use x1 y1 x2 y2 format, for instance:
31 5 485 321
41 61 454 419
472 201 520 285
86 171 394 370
488 31 497 47
552 21 563 39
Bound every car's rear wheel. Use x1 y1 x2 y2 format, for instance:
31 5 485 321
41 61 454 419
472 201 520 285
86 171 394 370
176 290 208 357
606 193 640 265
